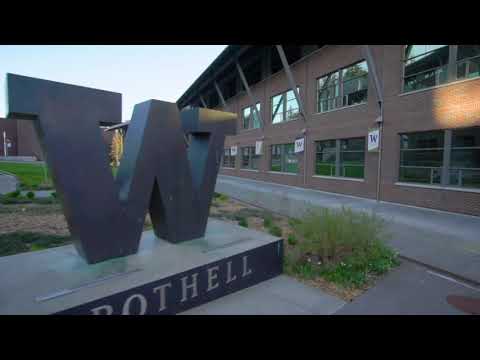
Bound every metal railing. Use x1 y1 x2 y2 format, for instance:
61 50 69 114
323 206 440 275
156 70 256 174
399 165 442 185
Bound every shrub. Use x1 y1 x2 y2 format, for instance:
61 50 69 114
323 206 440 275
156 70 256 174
238 217 248 228
0 195 30 204
217 194 229 202
287 234 297 246
269 225 282 237
6 190 21 198
26 191 35 200
287 206 400 288
50 192 57 199
263 214 273 228
0 232 71 257
292 207 386 264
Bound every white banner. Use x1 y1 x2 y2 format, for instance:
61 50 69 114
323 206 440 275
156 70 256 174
255 141 263 155
230 146 238 156
294 137 305 154
368 128 380 152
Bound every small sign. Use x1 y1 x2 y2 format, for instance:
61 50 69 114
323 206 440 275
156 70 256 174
230 146 237 156
368 128 380 152
255 141 263 155
294 137 305 154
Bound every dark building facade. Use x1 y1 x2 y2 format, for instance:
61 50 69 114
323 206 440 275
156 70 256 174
177 45 480 217
0 118 117 160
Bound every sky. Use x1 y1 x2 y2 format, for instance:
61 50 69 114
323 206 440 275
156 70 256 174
0 45 227 120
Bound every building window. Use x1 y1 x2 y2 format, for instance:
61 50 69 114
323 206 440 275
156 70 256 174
242 103 261 130
456 45 480 80
315 140 337 176
241 146 260 170
222 148 236 168
399 127 480 189
399 131 444 184
317 61 368 113
317 72 340 112
403 45 449 92
270 143 298 173
340 138 366 178
315 137 365 179
449 127 480 188
403 45 480 92
271 88 300 124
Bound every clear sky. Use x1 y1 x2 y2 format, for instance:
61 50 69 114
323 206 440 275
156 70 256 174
0 45 227 120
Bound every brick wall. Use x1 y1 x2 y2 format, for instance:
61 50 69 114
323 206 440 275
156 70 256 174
219 45 480 216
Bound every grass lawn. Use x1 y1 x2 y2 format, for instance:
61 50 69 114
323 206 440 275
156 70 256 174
0 162 52 190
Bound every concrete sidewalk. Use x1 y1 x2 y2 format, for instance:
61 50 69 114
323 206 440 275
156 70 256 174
216 175 480 284
336 260 480 315
0 172 18 195
181 275 346 315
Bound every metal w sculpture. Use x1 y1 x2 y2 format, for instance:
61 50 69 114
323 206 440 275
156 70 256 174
6 74 237 264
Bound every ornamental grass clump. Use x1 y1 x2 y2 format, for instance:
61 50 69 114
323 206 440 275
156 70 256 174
287 206 399 288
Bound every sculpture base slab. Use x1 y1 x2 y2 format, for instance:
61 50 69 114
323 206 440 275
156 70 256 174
0 219 283 315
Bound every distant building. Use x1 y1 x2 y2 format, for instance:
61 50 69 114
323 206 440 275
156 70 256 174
0 118 119 160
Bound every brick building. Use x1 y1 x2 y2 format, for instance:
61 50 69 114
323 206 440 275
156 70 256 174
0 118 117 160
176 45 480 217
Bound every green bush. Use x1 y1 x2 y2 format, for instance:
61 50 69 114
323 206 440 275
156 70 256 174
287 234 297 246
0 232 71 257
26 191 35 200
286 206 400 288
263 214 273 228
238 217 248 228
292 207 386 264
269 225 282 237
6 190 21 198
50 192 57 199
0 195 30 205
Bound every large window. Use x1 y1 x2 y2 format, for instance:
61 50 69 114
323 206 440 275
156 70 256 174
399 128 480 188
270 143 298 173
404 45 449 92
315 137 365 179
315 140 337 176
457 45 480 80
317 61 368 113
449 128 480 188
222 148 236 168
403 45 480 92
242 103 261 130
271 88 300 124
399 131 445 185
241 146 260 170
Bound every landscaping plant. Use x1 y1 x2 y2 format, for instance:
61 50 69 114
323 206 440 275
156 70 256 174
286 206 400 288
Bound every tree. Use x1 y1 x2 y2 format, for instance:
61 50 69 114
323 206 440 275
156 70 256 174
110 129 124 168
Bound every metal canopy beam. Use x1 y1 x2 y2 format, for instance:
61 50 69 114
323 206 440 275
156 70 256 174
235 60 264 129
275 45 306 122
179 46 253 107
214 81 228 109
362 45 384 108
199 95 208 108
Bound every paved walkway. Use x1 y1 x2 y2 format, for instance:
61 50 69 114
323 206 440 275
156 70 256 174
181 275 346 315
216 175 480 285
336 260 480 315
0 172 18 195
20 190 54 198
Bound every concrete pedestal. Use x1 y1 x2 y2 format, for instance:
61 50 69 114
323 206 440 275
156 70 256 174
0 219 283 315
